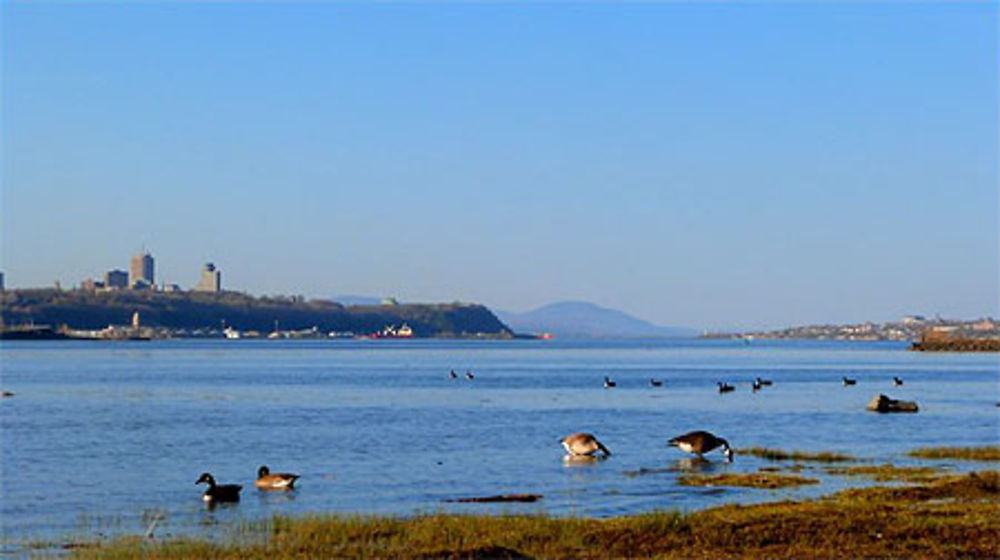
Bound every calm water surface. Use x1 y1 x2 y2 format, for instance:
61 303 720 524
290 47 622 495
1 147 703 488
1 339 998 548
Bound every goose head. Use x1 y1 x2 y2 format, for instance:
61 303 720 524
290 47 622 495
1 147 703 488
196 472 216 487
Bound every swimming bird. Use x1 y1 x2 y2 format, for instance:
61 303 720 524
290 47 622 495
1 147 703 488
603 376 616 389
755 377 773 386
449 370 458 379
842 376 857 386
649 378 663 387
717 382 734 393
255 465 300 491
751 379 762 392
668 430 733 461
465 371 475 380
560 432 611 456
196 473 242 503
893 376 904 386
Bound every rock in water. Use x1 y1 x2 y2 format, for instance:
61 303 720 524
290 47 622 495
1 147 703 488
867 393 919 413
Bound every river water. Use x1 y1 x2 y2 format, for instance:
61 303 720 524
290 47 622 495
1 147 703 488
1 338 997 549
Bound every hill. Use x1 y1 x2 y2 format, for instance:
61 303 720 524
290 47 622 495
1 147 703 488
496 301 695 339
1 289 513 338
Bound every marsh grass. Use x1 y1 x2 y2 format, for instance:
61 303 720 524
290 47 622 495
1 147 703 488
738 447 856 462
677 472 819 489
825 464 943 483
908 445 1000 461
75 472 1000 559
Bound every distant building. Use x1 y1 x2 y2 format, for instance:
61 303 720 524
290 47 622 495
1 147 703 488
195 262 221 293
81 279 105 291
0 271 4 291
129 252 155 288
105 269 128 289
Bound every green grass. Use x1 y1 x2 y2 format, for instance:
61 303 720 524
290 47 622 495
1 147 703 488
75 471 1000 559
908 445 1000 461
677 472 819 489
738 447 857 462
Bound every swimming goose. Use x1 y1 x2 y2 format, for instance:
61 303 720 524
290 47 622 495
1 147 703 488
717 382 735 393
560 432 612 456
255 465 300 490
842 376 857 386
755 377 773 386
751 379 762 392
196 472 242 503
603 376 616 389
449 370 458 379
893 376 904 386
465 371 475 380
668 430 733 461
649 379 663 387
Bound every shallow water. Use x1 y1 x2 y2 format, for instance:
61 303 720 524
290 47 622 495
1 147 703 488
1 338 997 548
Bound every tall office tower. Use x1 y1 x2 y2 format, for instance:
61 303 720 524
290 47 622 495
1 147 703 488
129 252 155 288
195 262 222 293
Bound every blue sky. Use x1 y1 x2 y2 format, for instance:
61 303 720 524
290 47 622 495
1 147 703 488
2 2 997 330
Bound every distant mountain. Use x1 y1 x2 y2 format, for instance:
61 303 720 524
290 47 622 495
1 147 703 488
496 301 696 339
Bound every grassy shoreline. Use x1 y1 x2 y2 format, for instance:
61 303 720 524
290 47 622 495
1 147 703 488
75 471 1000 559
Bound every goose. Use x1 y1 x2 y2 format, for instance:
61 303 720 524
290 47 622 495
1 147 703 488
755 377 773 386
603 376 616 389
751 379 762 392
449 370 458 379
255 465 300 491
560 432 611 456
465 371 475 380
893 376 904 386
842 376 857 386
668 430 733 461
717 382 734 393
649 379 663 387
196 472 242 503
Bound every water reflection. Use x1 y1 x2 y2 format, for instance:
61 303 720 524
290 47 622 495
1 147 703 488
562 454 608 467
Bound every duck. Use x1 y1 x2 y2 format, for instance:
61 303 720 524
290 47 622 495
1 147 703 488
649 378 663 387
255 465 300 490
196 472 242 503
893 376 904 386
717 382 735 393
560 432 611 457
842 376 857 386
603 376 616 389
668 430 733 461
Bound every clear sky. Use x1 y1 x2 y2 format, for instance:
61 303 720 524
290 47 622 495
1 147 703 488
2 2 997 330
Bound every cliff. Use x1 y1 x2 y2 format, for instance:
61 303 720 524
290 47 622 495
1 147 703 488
0 289 513 338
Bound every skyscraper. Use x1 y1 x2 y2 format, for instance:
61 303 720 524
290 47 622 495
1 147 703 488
129 252 154 288
195 262 221 293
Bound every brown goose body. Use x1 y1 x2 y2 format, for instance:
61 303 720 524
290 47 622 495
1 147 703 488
560 432 612 456
668 430 732 460
255 465 300 490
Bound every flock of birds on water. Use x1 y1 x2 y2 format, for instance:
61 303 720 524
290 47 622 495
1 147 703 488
197 370 908 505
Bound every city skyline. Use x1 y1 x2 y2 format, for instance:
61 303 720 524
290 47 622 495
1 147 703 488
3 2 997 330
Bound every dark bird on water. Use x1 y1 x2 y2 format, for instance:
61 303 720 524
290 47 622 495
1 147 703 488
604 376 616 389
255 465 300 491
196 473 242 503
649 378 663 387
465 371 475 380
755 377 773 386
842 376 857 386
893 376 904 386
668 430 733 461
449 370 458 379
717 382 735 393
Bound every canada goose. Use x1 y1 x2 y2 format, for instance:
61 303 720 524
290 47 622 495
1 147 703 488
668 430 733 461
196 473 242 503
449 370 458 379
751 379 762 392
649 379 663 387
255 465 300 490
893 376 904 386
603 376 616 389
717 382 734 393
560 432 611 456
842 376 857 386
465 371 475 380
755 377 773 386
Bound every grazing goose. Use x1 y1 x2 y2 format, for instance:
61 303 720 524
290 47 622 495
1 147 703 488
465 371 475 380
755 377 773 387
668 430 733 461
717 382 735 393
603 376 616 389
196 473 242 503
893 376 904 386
649 378 663 387
255 465 300 490
842 376 857 386
560 432 612 456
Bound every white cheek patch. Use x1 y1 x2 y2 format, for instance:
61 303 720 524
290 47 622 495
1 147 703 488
678 443 695 454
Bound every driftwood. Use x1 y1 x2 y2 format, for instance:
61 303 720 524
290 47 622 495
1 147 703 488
867 393 919 413
445 494 543 503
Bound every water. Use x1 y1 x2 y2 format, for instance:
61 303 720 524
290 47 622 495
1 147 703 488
1 338 998 548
